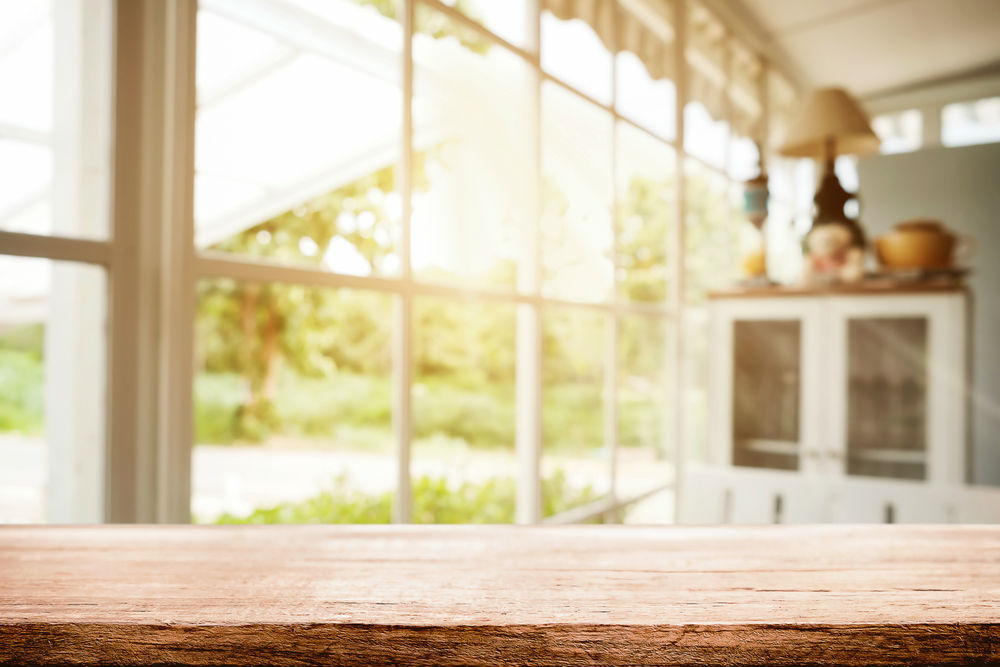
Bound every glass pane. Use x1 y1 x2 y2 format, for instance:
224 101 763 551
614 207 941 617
541 81 614 302
871 109 922 153
0 256 106 523
541 9 613 105
616 51 676 140
193 279 394 523
793 159 816 215
0 2 112 238
682 308 709 463
684 101 728 169
732 320 800 471
729 135 760 182
195 0 402 276
728 40 762 181
767 70 797 151
412 297 516 523
616 122 675 303
542 307 609 517
942 97 1000 147
847 317 927 480
440 0 530 48
412 5 533 291
616 315 672 503
684 159 737 302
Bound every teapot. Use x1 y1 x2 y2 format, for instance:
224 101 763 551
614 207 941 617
874 219 972 270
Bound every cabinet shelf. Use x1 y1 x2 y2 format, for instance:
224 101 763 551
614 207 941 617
740 439 799 457
849 448 926 465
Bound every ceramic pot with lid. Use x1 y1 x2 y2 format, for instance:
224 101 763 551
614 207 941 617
874 219 972 270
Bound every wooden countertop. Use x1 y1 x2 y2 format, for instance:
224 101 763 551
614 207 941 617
1 525 998 666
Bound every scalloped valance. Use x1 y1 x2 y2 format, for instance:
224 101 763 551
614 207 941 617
542 0 676 82
542 0 772 141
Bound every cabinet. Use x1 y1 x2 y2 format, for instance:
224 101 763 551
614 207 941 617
681 286 992 524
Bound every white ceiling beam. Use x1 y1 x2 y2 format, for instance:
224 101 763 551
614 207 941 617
862 63 1000 115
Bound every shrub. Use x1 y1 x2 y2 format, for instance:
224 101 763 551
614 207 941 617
212 471 600 524
0 348 44 434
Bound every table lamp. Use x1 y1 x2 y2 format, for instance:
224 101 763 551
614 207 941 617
778 87 880 247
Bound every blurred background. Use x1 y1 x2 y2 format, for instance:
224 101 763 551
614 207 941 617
1 0 998 525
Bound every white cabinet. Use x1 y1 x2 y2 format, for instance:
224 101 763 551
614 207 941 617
680 287 995 524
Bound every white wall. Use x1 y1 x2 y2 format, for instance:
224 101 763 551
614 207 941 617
858 142 1000 485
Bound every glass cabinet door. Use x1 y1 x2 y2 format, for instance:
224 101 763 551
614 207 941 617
732 320 800 470
846 317 928 480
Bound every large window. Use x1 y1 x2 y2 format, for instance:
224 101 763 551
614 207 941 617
942 96 1000 147
0 0 797 525
0 1 112 523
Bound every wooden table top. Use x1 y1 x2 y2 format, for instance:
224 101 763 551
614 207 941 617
1 524 998 666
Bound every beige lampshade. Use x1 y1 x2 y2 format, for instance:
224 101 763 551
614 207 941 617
778 87 880 158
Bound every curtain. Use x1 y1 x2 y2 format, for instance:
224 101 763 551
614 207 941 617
685 1 726 122
729 38 763 138
543 0 676 81
542 0 790 144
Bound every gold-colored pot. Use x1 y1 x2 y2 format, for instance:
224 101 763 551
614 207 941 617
875 219 970 270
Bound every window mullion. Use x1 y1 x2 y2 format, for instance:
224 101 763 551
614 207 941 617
515 0 543 525
393 0 415 524
671 0 688 524
107 0 197 523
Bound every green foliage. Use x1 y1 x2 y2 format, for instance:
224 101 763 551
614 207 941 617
414 1 492 54
413 378 513 449
0 325 44 434
617 177 674 302
195 368 616 455
684 167 742 303
213 470 600 524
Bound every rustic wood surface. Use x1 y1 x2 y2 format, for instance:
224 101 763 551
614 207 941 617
1 524 998 666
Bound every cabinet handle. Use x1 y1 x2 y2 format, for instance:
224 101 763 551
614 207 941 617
826 451 843 461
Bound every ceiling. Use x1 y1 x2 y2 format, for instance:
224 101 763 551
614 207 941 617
738 0 1000 96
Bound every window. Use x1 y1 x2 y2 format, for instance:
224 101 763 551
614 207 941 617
542 307 609 516
615 122 676 303
444 0 531 49
541 81 614 303
871 109 922 154
617 314 672 519
0 258 106 523
0 3 113 239
412 297 517 523
0 0 797 525
187 0 692 525
942 97 1000 147
541 5 613 105
0 1 113 524
194 0 403 276
193 280 394 523
413 5 532 290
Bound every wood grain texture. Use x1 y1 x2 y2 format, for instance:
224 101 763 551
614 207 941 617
1 525 998 666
